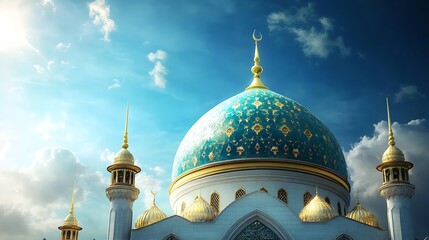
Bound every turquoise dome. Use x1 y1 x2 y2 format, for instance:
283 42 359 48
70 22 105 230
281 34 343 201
172 88 347 180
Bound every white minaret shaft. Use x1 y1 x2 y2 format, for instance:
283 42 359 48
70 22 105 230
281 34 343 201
106 105 141 240
377 98 415 240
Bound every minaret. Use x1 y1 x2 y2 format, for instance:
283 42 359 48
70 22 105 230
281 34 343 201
58 183 82 240
377 98 415 240
106 105 141 240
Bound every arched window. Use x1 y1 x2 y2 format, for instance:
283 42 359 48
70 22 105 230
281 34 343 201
112 171 116 184
325 197 330 205
336 233 353 240
337 202 342 215
277 188 288 204
125 171 130 184
210 192 220 213
385 169 390 181
393 168 399 180
164 234 180 240
401 168 405 181
235 189 246 199
303 192 312 206
118 170 124 183
66 230 71 239
260 187 268 193
181 201 186 214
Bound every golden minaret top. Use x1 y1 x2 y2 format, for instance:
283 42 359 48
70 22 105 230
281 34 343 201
245 30 269 91
386 97 395 147
122 104 130 149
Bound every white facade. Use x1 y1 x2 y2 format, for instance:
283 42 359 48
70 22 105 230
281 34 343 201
132 191 388 240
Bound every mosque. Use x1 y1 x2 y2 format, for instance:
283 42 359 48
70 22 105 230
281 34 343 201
57 34 416 240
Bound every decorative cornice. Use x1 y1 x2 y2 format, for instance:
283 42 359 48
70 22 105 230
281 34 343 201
106 185 140 201
170 159 350 194
379 183 415 199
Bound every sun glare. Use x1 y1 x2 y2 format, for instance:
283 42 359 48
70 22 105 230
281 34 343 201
0 10 27 52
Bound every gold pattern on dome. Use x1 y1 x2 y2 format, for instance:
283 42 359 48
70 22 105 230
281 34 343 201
226 145 232 154
304 130 312 140
252 123 263 135
323 155 328 165
225 127 235 137
252 100 262 108
232 102 241 109
293 149 299 158
294 105 301 112
275 101 284 109
279 125 290 136
209 152 215 161
192 157 198 166
255 143 261 152
237 146 244 155
271 146 278 155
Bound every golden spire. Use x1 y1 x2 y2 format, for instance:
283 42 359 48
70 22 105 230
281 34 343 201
245 30 269 91
151 189 158 205
386 97 395 147
70 181 75 214
122 104 129 149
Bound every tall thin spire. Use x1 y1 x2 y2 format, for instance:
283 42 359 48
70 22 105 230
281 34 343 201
356 189 360 204
386 97 395 147
70 181 75 214
151 189 158 205
245 30 268 91
122 104 129 149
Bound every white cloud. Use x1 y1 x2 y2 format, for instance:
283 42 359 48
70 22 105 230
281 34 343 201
41 0 56 12
47 60 55 70
33 64 44 74
394 85 425 103
147 50 167 62
108 78 120 90
60 60 69 65
56 42 71 51
344 119 429 236
150 166 165 176
267 3 350 58
100 148 115 162
88 0 116 41
319 17 333 31
0 147 105 240
34 114 66 139
147 50 168 88
135 172 163 208
0 135 8 161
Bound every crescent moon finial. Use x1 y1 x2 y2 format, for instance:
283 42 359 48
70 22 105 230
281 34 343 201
151 189 158 196
252 29 262 42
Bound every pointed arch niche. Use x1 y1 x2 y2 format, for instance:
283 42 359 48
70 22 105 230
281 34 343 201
221 210 293 240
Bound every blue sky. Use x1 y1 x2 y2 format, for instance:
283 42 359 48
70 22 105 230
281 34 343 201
0 0 428 239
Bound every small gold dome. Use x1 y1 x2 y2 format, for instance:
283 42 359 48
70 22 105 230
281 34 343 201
346 202 379 227
382 145 405 163
113 148 135 164
299 193 338 222
182 195 217 222
63 212 78 226
135 203 167 228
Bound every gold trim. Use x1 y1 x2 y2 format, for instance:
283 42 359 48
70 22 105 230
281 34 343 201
107 163 141 173
169 159 350 194
376 161 413 171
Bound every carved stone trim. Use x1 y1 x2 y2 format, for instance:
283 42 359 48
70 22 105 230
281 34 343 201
106 185 140 201
379 183 415 199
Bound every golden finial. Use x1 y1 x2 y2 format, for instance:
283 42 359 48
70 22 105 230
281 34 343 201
245 30 268 91
151 189 158 205
122 104 129 149
386 98 395 146
315 185 319 195
70 181 76 214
